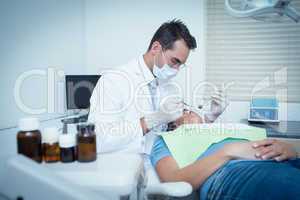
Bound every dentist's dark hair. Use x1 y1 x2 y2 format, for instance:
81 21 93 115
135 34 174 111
147 19 197 51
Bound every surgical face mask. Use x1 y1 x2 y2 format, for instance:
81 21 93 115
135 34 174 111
153 64 178 81
153 52 178 81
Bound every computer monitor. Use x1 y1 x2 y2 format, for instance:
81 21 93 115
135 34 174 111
65 75 101 110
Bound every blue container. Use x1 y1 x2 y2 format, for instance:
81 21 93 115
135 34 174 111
249 98 279 122
250 98 278 108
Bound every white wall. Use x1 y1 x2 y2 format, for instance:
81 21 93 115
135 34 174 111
0 0 87 129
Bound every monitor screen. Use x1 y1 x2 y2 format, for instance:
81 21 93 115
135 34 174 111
65 75 100 110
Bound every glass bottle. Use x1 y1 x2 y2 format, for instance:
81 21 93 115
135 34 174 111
59 123 76 163
77 123 97 162
17 117 42 163
42 127 60 163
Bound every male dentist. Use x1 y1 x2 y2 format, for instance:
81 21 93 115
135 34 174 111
88 19 226 154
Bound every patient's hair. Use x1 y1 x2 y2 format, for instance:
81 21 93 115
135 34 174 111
147 19 197 51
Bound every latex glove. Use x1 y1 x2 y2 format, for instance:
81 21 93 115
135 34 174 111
204 90 228 123
144 96 184 130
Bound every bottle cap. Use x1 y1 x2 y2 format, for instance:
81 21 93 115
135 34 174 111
77 122 88 134
87 123 95 132
59 134 76 148
18 117 40 131
43 127 59 144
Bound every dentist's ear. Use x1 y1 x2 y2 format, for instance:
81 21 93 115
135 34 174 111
150 41 163 55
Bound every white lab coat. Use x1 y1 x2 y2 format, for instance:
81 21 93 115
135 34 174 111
88 55 180 155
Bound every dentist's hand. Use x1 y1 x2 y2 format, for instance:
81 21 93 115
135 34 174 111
205 90 229 123
143 96 183 131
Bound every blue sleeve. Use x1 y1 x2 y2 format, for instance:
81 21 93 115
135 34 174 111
150 136 172 167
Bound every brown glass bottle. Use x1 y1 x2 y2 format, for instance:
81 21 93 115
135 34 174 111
59 133 76 163
43 142 60 162
77 123 97 162
17 118 42 163
42 127 60 163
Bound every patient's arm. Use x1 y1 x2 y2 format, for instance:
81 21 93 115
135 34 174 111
155 141 260 189
156 150 230 189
